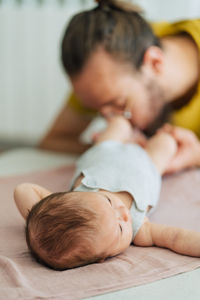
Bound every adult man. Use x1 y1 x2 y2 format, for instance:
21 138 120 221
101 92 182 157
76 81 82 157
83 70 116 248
40 0 200 171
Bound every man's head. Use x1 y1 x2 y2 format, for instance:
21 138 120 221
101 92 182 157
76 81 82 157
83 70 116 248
62 0 167 129
26 190 133 270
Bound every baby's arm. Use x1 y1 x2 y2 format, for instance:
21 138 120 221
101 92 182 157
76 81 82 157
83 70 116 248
134 220 200 257
14 183 52 219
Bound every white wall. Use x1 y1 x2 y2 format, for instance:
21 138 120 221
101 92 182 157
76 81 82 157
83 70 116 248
0 0 200 146
0 0 94 145
135 0 200 21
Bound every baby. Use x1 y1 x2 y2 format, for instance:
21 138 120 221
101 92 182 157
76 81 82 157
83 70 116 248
14 117 200 270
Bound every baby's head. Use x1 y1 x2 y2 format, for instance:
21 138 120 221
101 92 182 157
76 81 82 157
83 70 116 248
26 191 133 270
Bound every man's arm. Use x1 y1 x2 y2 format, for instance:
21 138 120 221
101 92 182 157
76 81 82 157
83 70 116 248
134 220 200 257
14 183 52 220
39 102 92 154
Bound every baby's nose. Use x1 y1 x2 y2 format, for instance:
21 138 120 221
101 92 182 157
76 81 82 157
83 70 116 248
116 206 129 222
100 107 115 119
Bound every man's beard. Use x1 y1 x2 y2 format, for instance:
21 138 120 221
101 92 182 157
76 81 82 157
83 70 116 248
143 79 172 136
144 103 172 136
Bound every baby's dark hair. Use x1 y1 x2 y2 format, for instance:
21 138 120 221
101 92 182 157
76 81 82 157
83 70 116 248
26 192 107 270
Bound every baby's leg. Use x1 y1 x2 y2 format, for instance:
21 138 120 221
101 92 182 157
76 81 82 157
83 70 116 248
14 183 52 219
95 116 147 146
145 132 177 175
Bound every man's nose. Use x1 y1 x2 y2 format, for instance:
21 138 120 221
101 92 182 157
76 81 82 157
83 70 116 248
115 206 129 222
100 106 115 119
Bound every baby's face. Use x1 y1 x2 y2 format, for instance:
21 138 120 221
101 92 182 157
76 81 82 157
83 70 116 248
76 191 133 258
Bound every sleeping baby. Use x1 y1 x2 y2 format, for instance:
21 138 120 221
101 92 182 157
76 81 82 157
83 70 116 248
14 116 200 270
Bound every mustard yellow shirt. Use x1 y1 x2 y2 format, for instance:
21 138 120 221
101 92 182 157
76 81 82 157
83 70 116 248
68 19 200 136
152 19 200 137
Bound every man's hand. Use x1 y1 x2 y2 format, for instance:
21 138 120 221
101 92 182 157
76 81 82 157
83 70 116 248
158 124 200 173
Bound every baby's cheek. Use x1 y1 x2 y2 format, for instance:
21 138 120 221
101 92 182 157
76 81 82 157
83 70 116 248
127 222 133 244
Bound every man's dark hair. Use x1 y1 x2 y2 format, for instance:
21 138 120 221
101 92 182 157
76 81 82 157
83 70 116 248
61 0 161 76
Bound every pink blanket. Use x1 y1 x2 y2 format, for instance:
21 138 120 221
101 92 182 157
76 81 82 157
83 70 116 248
1 165 200 300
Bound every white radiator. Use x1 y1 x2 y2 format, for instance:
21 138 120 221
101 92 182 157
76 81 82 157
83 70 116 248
0 0 199 146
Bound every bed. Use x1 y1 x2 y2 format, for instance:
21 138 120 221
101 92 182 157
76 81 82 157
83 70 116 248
1 147 200 300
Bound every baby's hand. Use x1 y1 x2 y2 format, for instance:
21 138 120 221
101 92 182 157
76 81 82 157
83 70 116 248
158 124 200 173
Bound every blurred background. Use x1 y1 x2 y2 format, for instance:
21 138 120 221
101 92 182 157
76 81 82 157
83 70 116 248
0 0 200 150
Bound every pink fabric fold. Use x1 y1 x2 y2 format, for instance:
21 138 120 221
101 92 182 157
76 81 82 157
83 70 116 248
0 165 200 300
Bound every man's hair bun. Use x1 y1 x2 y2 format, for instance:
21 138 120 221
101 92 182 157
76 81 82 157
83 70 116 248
95 0 143 14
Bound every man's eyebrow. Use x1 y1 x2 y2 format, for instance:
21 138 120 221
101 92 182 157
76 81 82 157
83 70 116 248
104 98 116 104
100 97 119 107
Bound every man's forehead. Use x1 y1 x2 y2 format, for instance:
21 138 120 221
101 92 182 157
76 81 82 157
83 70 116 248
74 78 121 108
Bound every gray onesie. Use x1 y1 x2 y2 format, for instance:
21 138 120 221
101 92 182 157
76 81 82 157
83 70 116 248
70 141 161 239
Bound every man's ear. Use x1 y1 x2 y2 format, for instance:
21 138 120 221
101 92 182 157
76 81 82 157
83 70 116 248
142 46 164 74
